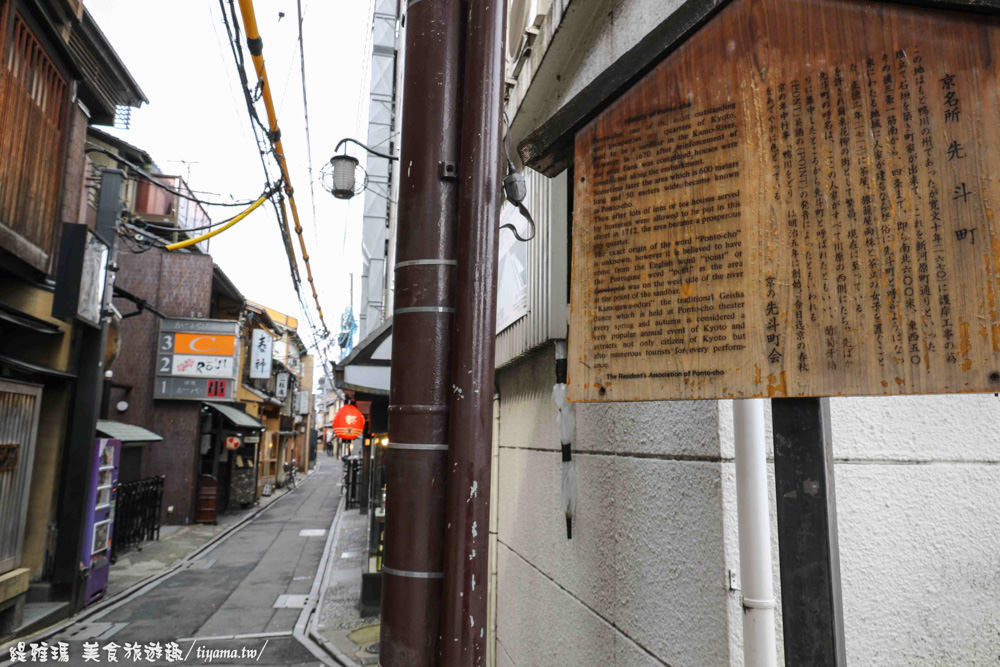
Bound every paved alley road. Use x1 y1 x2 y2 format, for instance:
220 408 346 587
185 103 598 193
49 463 342 666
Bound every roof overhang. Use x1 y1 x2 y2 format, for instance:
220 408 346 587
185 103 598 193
212 265 246 306
202 402 264 430
96 420 162 443
335 318 392 396
68 8 148 125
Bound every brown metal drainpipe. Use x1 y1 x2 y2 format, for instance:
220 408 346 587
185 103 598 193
440 0 507 664
381 0 465 663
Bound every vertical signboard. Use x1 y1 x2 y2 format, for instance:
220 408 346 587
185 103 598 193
295 390 310 415
250 329 273 379
569 0 1000 401
275 372 290 400
496 202 530 332
154 319 239 401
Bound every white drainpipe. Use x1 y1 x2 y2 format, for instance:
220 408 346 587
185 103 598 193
733 398 778 667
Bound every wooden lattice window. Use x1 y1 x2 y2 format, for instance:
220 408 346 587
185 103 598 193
0 7 68 271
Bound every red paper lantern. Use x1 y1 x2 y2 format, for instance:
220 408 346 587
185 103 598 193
333 404 365 440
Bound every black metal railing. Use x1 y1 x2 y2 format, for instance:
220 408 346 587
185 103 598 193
111 475 165 561
343 459 363 509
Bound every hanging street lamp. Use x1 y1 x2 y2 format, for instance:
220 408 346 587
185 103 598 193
321 137 399 201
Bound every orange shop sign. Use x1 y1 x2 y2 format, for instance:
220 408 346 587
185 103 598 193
173 332 236 356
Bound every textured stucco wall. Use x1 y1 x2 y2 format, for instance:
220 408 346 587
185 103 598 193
496 352 1000 667
828 395 1000 665
496 344 732 666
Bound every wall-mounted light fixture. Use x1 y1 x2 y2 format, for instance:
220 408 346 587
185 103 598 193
322 137 398 201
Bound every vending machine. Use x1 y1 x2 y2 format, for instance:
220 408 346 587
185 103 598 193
81 437 120 605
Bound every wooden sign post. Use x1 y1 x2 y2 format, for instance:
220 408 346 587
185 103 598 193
570 0 1000 402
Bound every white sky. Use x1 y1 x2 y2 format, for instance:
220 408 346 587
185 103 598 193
85 0 373 367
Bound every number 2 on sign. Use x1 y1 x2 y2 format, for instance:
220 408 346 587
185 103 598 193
206 379 227 397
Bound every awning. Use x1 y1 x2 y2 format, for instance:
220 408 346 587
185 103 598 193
334 317 392 396
242 383 283 406
203 402 264 430
96 420 163 443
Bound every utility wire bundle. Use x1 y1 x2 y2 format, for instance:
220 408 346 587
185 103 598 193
215 0 330 341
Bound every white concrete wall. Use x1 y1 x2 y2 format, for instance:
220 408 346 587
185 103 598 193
496 344 734 666
496 350 1000 666
828 395 1000 665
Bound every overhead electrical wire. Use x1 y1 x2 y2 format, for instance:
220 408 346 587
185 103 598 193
164 192 271 250
218 0 304 299
234 0 330 337
295 0 320 242
85 145 263 208
129 188 278 233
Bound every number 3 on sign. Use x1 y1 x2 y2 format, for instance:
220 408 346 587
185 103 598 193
206 379 227 397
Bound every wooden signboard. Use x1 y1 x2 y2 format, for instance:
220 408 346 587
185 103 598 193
569 0 1000 401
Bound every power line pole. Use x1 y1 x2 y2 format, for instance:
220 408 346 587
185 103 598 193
380 0 464 662
440 0 507 663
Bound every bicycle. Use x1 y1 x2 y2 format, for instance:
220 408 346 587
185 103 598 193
283 459 297 489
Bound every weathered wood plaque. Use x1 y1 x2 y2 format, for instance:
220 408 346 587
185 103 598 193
570 0 1000 401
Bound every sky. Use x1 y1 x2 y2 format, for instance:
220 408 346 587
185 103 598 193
85 0 374 368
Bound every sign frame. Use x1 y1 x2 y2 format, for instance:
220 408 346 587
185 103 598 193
154 318 240 401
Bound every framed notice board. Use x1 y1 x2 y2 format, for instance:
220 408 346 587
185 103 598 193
569 0 1000 401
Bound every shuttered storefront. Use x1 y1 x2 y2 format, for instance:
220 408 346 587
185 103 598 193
0 380 42 574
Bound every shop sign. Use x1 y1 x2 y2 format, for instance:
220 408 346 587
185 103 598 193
295 390 310 415
497 201 530 333
52 224 110 329
275 372 290 399
570 0 1000 401
154 319 239 401
250 329 273 379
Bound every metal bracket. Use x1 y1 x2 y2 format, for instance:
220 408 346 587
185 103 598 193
438 161 458 180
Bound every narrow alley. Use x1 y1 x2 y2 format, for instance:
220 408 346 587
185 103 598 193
29 465 341 666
